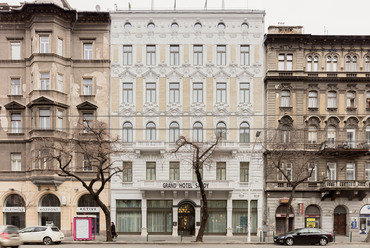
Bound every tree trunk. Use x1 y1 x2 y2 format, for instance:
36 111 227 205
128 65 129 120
365 231 370 242
284 186 296 234
195 168 208 242
94 194 112 242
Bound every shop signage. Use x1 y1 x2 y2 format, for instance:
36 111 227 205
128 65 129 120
162 182 209 189
77 207 100 213
3 207 25 212
38 207 61 212
360 205 370 215
306 218 316 228
280 198 289 204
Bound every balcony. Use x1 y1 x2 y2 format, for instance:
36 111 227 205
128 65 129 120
320 180 368 200
265 181 321 191
133 141 166 154
319 141 370 157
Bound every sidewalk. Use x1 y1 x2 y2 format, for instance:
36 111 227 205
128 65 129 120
62 234 368 244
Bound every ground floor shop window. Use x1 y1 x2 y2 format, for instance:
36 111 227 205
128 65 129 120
275 205 294 235
38 194 61 228
3 194 25 229
232 200 257 234
359 205 370 234
205 200 227 234
116 200 141 233
147 200 172 234
77 194 100 234
305 205 320 228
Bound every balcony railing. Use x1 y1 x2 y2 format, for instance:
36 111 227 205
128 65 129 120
266 181 321 191
134 141 166 152
321 180 369 189
322 141 369 150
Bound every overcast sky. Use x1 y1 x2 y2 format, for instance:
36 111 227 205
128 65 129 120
6 0 370 35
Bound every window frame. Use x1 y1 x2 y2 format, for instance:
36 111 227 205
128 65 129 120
169 161 180 180
146 122 156 141
326 162 336 180
83 78 93 95
308 91 318 108
146 82 156 103
146 45 156 66
39 109 51 129
11 78 21 95
169 122 180 143
122 83 133 103
216 82 227 103
193 45 203 66
216 122 227 140
11 153 22 171
146 162 156 180
170 45 180 66
11 113 21 133
169 82 180 103
280 90 291 107
123 161 133 182
83 43 93 60
346 163 355 180
57 38 63 56
40 73 50 90
82 112 94 133
57 74 63 92
122 122 133 142
240 45 250 66
193 122 203 142
217 45 226 66
11 42 21 60
239 82 250 103
239 122 250 143
327 91 337 108
57 109 63 131
240 162 249 182
123 45 133 65
193 82 203 103
216 162 226 180
39 36 49 53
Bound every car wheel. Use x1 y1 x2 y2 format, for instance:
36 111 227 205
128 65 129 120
319 237 328 246
43 236 53 245
285 238 294 246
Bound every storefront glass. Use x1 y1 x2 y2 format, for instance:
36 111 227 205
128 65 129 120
232 200 257 234
77 194 100 234
38 194 61 228
147 200 172 233
3 194 25 228
116 200 141 233
305 205 320 228
205 200 227 234
359 205 370 234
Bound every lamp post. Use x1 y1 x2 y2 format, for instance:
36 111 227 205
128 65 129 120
248 130 261 243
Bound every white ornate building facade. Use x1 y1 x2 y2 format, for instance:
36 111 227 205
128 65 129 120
110 10 265 237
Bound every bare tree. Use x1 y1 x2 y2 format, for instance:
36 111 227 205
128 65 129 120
174 136 220 242
265 129 318 234
37 121 122 242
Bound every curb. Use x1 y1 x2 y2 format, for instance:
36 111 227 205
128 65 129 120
61 241 367 245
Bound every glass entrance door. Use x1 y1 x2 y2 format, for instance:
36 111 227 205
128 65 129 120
178 204 195 236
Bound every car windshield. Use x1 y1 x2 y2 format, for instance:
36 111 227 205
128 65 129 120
6 226 18 234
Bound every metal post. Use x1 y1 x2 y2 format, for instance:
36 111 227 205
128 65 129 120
181 231 183 242
334 231 336 243
350 231 352 242
147 232 148 242
260 231 262 242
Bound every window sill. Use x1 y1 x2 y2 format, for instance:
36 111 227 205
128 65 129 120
366 108 370 112
346 107 357 111
308 107 318 111
7 132 24 136
279 106 292 111
327 107 337 112
7 94 23 97
80 94 96 97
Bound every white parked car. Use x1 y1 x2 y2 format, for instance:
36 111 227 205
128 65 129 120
19 226 64 245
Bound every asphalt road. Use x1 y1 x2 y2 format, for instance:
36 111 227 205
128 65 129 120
22 243 370 248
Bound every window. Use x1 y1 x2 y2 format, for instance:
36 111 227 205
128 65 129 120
239 122 250 143
57 110 63 131
169 82 180 103
194 22 202 30
216 82 227 103
326 163 336 180
170 45 179 66
307 56 312 71
332 56 338 71
146 83 156 103
83 113 93 133
193 122 203 142
241 23 249 30
353 56 357 71
286 163 292 180
327 126 336 146
277 163 285 181
193 83 203 103
171 23 179 30
346 128 355 148
346 163 355 180
193 167 203 181
313 56 319 71
146 122 156 140
11 42 20 60
40 73 50 90
278 54 293 70
122 162 132 182
83 154 93 171
57 74 63 92
366 163 370 180
193 45 203 66
169 161 180 180
308 163 317 181
83 78 93 95
240 45 250 66
280 125 291 143
40 36 49 53
346 91 356 108
122 122 133 142
146 162 156 180
169 122 179 142
280 90 290 107
123 45 132 65
366 126 370 144
83 43 93 59
217 45 226 66
240 162 249 182
308 126 317 144
216 162 226 180
217 23 225 30
11 153 21 171
365 56 370 72
367 91 370 108
124 22 132 30
240 83 250 103
327 91 337 108
11 78 21 95
146 45 156 65
122 83 133 103
216 122 227 140
147 23 155 30
57 38 63 56
40 110 50 129
308 91 318 108
11 113 21 133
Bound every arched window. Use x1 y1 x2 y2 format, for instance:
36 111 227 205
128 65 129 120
346 56 351 71
352 56 357 71
4 194 25 228
326 56 331 71
313 56 319 71
327 91 337 108
169 122 180 142
193 122 203 142
365 56 370 72
194 22 202 30
39 194 61 228
308 91 318 108
280 125 291 143
147 22 155 30
122 122 133 142
78 194 98 207
333 56 338 71
146 122 156 140
308 126 318 144
307 56 312 71
281 90 290 107
240 122 250 143
216 122 227 140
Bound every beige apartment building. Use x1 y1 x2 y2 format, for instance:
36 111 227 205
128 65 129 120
265 26 370 237
0 0 110 234
110 10 265 237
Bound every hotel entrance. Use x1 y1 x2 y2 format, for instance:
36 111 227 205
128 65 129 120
178 203 195 236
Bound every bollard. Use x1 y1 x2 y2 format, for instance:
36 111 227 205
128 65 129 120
147 232 148 242
181 231 183 242
350 231 352 242
260 231 262 242
333 231 336 243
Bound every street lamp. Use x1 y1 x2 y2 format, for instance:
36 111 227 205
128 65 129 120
248 130 261 243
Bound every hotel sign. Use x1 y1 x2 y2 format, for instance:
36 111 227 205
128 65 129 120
3 207 25 212
162 182 209 189
38 207 61 212
76 207 100 213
